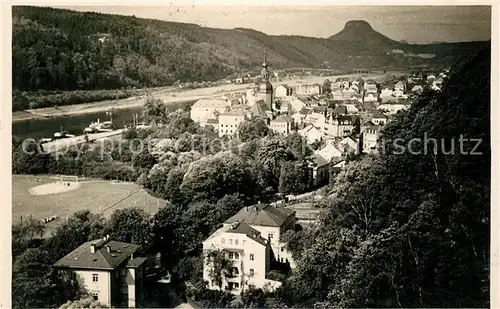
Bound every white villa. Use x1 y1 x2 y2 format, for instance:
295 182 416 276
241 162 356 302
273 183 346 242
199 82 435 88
202 204 296 294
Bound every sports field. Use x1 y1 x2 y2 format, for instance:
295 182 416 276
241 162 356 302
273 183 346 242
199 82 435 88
12 175 165 235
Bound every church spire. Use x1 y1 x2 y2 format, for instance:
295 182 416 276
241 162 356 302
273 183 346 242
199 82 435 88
260 51 269 81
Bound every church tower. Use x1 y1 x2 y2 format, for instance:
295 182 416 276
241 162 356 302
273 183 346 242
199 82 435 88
256 54 273 111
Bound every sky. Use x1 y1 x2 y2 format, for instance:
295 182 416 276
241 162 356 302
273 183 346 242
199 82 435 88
55 5 492 44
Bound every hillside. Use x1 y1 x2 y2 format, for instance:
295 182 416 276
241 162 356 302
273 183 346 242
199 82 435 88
279 44 490 308
12 6 489 92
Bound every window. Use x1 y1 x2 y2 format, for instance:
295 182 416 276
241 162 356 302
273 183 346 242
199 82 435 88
242 240 246 245
268 233 274 239
92 274 99 282
234 252 239 259
234 282 240 289
281 247 284 252
221 238 225 244
229 239 233 245
280 257 284 263
235 239 239 245
249 269 254 276
229 252 234 259
232 267 239 275
92 292 99 301
249 254 254 261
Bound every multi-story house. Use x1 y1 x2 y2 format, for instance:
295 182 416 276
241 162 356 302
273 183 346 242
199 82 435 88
218 111 247 137
53 237 146 308
322 115 354 137
270 115 294 135
224 203 296 266
203 204 296 294
370 110 389 126
361 121 381 153
296 83 322 95
190 99 231 124
298 124 323 144
275 84 294 98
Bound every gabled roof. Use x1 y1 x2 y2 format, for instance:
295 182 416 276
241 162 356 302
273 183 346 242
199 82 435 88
370 110 388 119
362 121 380 130
250 101 269 118
225 204 296 227
226 222 268 246
303 124 321 133
278 84 291 90
313 153 329 167
54 240 140 271
272 115 294 123
299 108 313 115
332 105 347 114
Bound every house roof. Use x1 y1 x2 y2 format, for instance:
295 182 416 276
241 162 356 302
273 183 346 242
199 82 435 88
206 118 219 124
272 115 294 123
299 108 313 115
127 257 147 269
332 105 347 114
313 153 329 167
220 111 245 117
362 102 376 111
226 222 268 246
225 204 296 227
53 240 140 271
249 101 269 118
192 99 230 108
362 121 380 129
336 115 354 123
370 110 388 119
279 84 291 90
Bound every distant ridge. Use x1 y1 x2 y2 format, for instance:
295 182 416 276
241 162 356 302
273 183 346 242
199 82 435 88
329 20 402 47
12 6 489 92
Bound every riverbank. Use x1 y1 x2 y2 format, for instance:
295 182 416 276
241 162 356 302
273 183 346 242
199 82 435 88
12 72 389 123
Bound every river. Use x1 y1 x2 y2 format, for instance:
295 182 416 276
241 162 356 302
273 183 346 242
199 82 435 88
12 100 196 140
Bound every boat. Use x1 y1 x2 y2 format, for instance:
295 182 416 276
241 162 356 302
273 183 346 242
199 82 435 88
84 118 113 133
53 126 75 139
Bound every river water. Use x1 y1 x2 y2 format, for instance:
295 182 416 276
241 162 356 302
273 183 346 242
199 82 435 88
12 101 195 140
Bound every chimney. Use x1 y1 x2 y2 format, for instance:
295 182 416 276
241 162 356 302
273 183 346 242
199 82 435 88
90 244 96 254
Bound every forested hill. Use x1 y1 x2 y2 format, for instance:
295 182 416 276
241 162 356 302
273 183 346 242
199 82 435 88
279 44 490 308
13 6 489 91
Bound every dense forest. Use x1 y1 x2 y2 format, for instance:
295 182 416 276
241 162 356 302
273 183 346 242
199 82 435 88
12 6 488 93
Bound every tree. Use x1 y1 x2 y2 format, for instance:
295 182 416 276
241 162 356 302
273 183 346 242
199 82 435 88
237 119 270 142
256 137 295 192
278 161 311 195
132 146 157 171
105 207 152 249
46 210 107 262
12 248 77 308
12 216 45 258
322 79 332 94
241 286 266 308
142 95 168 125
204 248 235 291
